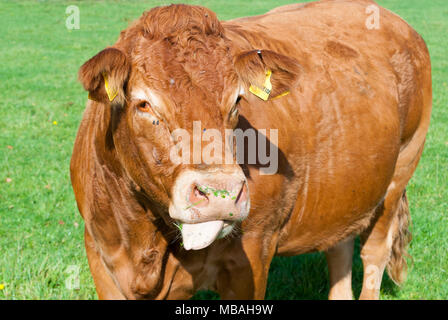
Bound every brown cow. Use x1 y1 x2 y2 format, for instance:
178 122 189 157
71 0 432 300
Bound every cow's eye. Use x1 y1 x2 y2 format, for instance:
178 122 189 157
137 101 160 119
229 96 241 118
235 96 242 105
137 101 154 114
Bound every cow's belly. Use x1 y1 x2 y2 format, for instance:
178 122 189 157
276 162 394 256
274 105 401 255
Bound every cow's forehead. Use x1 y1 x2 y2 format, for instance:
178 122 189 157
128 39 240 110
134 33 236 82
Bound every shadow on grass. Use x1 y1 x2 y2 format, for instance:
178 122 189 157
193 237 399 300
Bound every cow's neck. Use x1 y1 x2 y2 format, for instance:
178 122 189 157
87 102 176 299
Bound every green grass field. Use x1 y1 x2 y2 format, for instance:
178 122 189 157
0 0 446 300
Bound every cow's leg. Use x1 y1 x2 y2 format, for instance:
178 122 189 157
242 234 279 299
325 237 354 300
217 235 277 299
359 189 411 300
85 229 125 300
216 260 256 299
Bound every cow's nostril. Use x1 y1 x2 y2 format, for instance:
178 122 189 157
187 185 209 208
196 186 207 198
235 182 248 205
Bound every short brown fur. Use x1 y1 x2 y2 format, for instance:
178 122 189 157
71 0 432 300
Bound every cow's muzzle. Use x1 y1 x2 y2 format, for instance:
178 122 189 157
169 168 250 250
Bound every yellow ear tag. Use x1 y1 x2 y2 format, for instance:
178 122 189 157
249 69 272 101
102 72 118 102
272 90 290 100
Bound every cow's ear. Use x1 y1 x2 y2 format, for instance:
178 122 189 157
234 49 301 100
78 47 131 105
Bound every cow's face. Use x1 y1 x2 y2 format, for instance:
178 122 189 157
126 33 251 251
78 5 300 250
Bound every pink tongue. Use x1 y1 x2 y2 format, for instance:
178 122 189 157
181 220 224 250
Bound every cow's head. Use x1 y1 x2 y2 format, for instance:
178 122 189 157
78 5 300 250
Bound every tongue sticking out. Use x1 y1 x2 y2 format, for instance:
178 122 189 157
181 220 224 250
